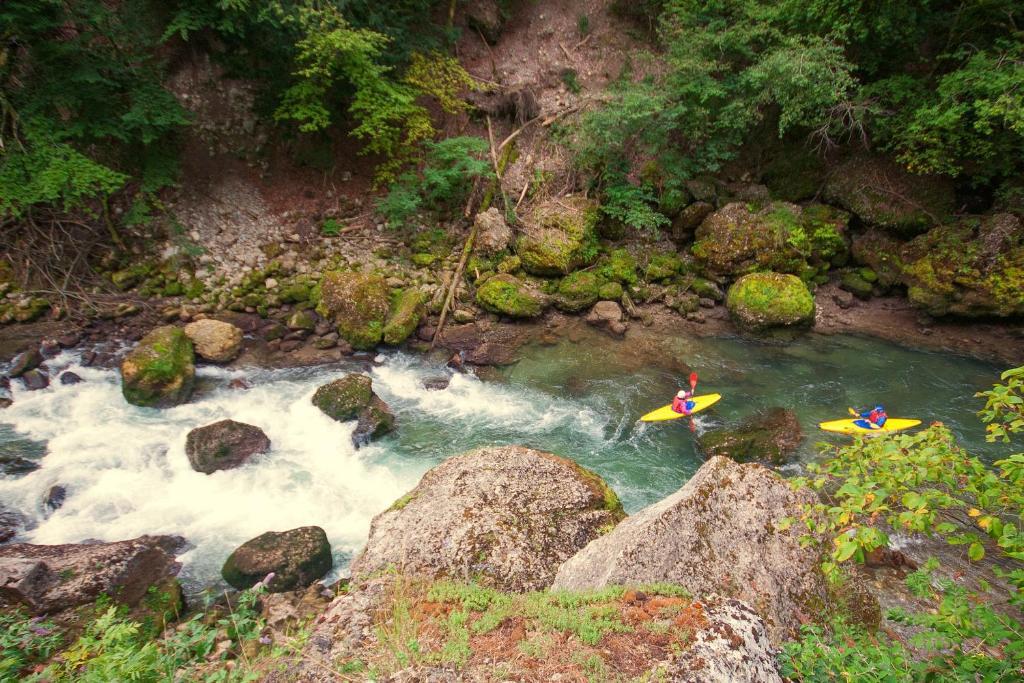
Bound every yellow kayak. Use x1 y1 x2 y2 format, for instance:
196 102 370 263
818 418 922 435
640 394 722 422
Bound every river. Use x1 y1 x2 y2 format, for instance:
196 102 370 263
0 326 1007 591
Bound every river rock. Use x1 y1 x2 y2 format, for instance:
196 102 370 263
698 407 803 466
286 309 317 331
121 325 195 407
349 445 626 592
183 319 243 362
44 485 67 511
7 347 42 378
824 154 953 234
0 506 28 544
585 300 628 336
382 289 426 345
185 419 271 474
58 371 83 385
311 374 395 447
475 274 546 318
726 272 815 332
221 526 331 593
553 271 601 312
551 456 836 643
0 454 40 475
315 271 390 350
669 598 782 682
473 207 513 255
0 535 184 615
516 196 600 276
21 369 49 391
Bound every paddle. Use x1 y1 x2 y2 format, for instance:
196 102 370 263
689 372 698 393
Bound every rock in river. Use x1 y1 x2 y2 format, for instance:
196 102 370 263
349 445 626 592
183 318 243 363
726 272 815 332
311 374 394 447
7 347 43 378
552 456 843 644
185 419 271 474
221 526 331 592
698 407 803 466
120 325 195 408
315 271 390 350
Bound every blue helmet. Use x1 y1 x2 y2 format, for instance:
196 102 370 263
875 404 885 412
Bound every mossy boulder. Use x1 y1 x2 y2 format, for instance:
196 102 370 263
726 272 815 332
312 374 395 447
383 289 427 345
183 319 243 363
692 202 848 280
598 281 624 300
185 419 270 474
120 326 195 408
643 252 685 282
824 154 954 234
850 229 904 289
315 271 390 350
287 309 317 331
839 270 874 299
516 196 599 276
221 526 331 593
697 408 803 466
279 282 312 304
899 214 1024 317
475 274 545 318
553 271 602 312
598 248 638 285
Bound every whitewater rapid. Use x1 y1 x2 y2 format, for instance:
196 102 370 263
0 350 632 590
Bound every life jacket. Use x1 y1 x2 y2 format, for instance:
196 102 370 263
869 409 888 426
671 396 688 413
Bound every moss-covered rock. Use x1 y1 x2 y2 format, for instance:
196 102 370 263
644 252 685 282
383 289 426 345
279 282 312 304
697 408 803 466
287 309 317 331
598 249 638 285
824 154 954 234
497 254 521 274
691 202 848 280
685 275 725 301
899 214 1024 317
221 526 331 592
850 229 905 289
598 281 624 300
475 274 545 318
111 265 149 291
411 253 437 267
120 326 195 407
726 272 815 332
839 270 874 299
315 271 390 350
552 271 602 312
516 196 599 276
312 374 396 446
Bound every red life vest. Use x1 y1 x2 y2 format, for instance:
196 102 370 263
672 396 689 413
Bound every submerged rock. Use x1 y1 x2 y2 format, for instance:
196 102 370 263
221 526 331 593
475 274 545 318
120 325 195 408
183 319 243 363
185 419 271 474
726 272 815 332
21 369 49 391
585 300 628 336
43 485 67 511
698 407 803 466
382 289 426 345
0 535 183 615
315 271 390 350
311 374 395 447
58 371 83 385
0 453 40 475
516 196 600 276
350 445 626 592
552 456 839 644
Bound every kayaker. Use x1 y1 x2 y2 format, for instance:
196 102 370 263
854 404 887 430
671 390 695 415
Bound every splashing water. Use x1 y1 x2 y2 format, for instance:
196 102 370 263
0 328 1005 590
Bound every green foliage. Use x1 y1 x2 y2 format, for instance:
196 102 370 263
788 367 1024 607
781 561 1024 681
321 218 343 236
0 610 63 680
378 136 492 227
977 366 1024 442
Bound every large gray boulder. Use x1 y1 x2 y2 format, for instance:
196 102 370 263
668 598 782 682
221 526 332 593
349 445 626 592
185 419 271 474
0 535 183 615
183 318 243 363
551 456 833 643
472 207 513 255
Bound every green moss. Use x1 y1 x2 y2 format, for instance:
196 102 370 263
279 282 312 304
553 271 602 312
598 281 623 300
497 254 521 274
389 491 418 511
383 289 427 345
840 270 874 299
597 249 638 285
121 326 195 407
312 374 373 421
475 275 545 318
516 197 600 276
726 272 815 332
643 252 684 282
315 271 390 350
412 253 437 267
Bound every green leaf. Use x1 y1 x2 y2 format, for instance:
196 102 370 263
968 542 985 562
